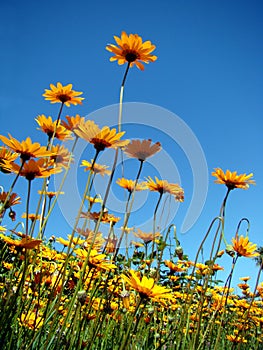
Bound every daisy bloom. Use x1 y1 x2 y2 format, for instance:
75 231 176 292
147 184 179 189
116 178 145 192
0 147 18 173
38 190 64 199
75 120 129 152
85 195 103 204
0 134 52 161
61 114 85 133
11 159 62 181
106 31 157 70
121 270 173 303
124 139 161 161
134 229 160 244
50 144 72 168
74 248 117 271
0 192 21 209
36 115 72 140
21 213 41 221
81 159 111 176
81 210 120 225
43 82 84 107
212 168 255 190
231 234 259 258
144 176 184 202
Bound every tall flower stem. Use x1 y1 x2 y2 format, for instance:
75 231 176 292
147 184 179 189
25 179 32 236
118 62 130 132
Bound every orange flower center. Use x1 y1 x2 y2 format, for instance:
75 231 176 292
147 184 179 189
91 138 112 152
57 94 71 103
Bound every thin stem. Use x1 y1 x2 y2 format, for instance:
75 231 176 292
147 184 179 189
25 179 32 236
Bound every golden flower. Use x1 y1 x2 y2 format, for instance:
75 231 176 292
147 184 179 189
20 311 44 330
212 168 255 190
75 120 129 151
121 270 173 303
106 31 157 70
50 144 72 168
36 115 72 140
0 192 21 209
81 159 111 176
226 335 247 343
21 213 41 221
81 210 120 225
124 139 161 161
74 248 117 271
231 234 259 258
164 260 188 273
239 276 251 282
0 134 52 161
131 240 144 248
0 147 18 173
76 228 105 249
134 229 160 244
143 176 184 202
85 195 103 204
43 82 84 107
11 159 62 180
0 233 41 249
116 178 145 192
61 114 85 132
38 190 64 199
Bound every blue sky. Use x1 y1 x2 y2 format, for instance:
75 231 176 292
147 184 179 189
0 0 262 289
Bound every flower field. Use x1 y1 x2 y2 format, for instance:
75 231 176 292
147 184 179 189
0 32 262 350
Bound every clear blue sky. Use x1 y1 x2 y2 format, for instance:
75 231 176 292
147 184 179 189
0 0 262 289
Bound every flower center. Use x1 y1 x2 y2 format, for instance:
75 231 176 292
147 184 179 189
57 94 71 103
124 51 139 63
91 138 112 152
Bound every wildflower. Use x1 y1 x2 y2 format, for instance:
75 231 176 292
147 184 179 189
75 120 129 152
226 334 247 343
106 31 157 70
0 234 41 249
81 210 120 225
121 270 173 303
21 213 41 221
61 114 85 133
11 159 62 180
43 82 84 107
143 176 184 202
0 192 21 209
124 139 161 161
0 135 52 161
116 178 145 192
35 115 72 140
38 190 64 199
164 260 188 273
86 195 103 204
239 276 251 282
134 229 160 244
81 160 111 176
212 168 255 190
0 147 18 173
50 144 72 168
75 248 117 271
20 311 44 330
231 234 259 258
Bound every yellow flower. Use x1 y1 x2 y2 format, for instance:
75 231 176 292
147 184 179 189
134 229 160 244
50 144 72 168
20 311 44 330
212 168 255 190
75 248 117 271
0 192 21 209
226 334 247 343
81 159 111 176
21 213 41 221
61 114 85 133
0 147 18 173
81 210 120 225
43 82 84 107
0 134 52 161
86 195 103 204
106 31 157 70
116 178 145 192
36 115 72 140
75 120 129 151
143 176 184 202
124 139 161 161
231 234 259 258
11 159 62 180
121 270 173 303
38 190 64 199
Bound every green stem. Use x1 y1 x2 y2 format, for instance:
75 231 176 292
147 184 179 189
25 179 32 236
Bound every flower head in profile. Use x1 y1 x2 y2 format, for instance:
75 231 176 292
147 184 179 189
106 32 157 70
81 210 120 225
36 115 72 140
81 159 111 176
75 120 129 152
143 176 184 202
43 82 84 107
116 178 145 192
124 139 161 162
11 159 62 181
212 168 255 190
0 192 21 209
75 248 117 271
50 144 72 168
0 134 52 161
134 229 160 244
121 270 173 303
0 147 18 173
61 115 85 134
231 234 259 258
38 190 64 199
